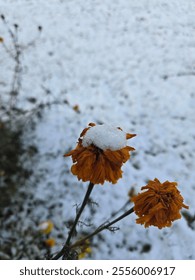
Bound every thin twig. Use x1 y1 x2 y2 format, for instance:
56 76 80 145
70 207 134 249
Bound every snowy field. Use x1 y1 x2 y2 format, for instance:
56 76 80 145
0 0 195 259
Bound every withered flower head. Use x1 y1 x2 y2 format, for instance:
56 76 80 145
132 178 189 229
64 123 136 185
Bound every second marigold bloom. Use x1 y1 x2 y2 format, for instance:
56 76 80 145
64 123 136 185
132 178 189 229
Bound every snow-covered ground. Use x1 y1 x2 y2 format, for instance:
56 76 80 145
1 0 195 259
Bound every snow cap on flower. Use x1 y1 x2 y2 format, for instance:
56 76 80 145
82 124 128 151
64 123 136 185
132 178 189 229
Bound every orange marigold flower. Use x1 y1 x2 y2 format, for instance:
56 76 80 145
45 238 56 247
132 178 189 229
78 247 92 259
76 240 92 259
38 220 54 234
64 123 136 184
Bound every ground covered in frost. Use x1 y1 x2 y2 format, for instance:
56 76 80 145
0 0 195 259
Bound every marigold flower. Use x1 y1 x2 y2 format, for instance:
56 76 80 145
132 178 189 229
78 247 92 259
64 123 136 184
45 238 56 247
76 240 92 259
38 220 54 234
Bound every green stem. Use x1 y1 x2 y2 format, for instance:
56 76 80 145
52 182 94 260
70 206 134 249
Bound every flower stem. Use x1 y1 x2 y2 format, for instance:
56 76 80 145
70 206 134 249
52 182 94 260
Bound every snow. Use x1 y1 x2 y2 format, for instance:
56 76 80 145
1 0 195 260
82 124 127 151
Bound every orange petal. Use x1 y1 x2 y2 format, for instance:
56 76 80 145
126 133 136 139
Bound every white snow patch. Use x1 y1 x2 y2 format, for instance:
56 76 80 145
82 124 127 151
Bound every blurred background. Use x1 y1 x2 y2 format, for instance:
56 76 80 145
0 0 195 259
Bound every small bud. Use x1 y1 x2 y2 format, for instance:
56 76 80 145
38 26 42 32
0 37 4 43
1 14 5 20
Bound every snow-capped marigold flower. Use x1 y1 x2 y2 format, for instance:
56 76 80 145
38 220 54 234
132 178 189 229
64 123 136 184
